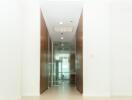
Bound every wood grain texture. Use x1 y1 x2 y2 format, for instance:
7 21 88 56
40 10 49 94
70 53 75 84
76 13 83 94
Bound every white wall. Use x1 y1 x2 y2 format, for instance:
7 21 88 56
0 0 22 100
21 0 40 96
110 1 132 96
83 0 132 97
0 0 40 99
83 0 111 96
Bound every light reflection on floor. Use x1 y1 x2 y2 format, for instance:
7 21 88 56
21 82 132 100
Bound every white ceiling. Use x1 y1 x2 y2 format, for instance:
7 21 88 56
40 1 83 42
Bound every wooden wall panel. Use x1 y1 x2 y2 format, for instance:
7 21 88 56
76 13 83 93
70 53 75 84
40 10 49 94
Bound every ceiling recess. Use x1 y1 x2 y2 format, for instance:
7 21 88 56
54 26 73 33
40 1 83 42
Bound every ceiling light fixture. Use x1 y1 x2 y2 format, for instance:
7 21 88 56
54 26 73 33
61 37 64 40
59 21 63 25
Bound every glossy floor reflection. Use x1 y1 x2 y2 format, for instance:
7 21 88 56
21 83 132 100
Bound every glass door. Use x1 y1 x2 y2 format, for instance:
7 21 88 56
51 54 70 86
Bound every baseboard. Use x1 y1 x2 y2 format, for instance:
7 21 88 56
22 92 40 96
0 96 21 100
83 92 111 97
112 93 132 96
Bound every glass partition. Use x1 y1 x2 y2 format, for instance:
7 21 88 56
52 53 70 85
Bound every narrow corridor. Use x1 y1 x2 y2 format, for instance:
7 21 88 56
21 83 82 100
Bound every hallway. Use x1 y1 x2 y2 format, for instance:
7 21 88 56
40 1 83 95
21 84 82 100
1 0 132 100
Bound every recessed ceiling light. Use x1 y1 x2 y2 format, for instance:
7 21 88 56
59 21 63 25
61 37 64 40
54 26 73 33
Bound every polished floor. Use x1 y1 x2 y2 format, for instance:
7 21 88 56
21 83 132 100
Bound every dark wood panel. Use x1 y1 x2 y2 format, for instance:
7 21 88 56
40 10 49 94
70 53 75 84
76 13 83 94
